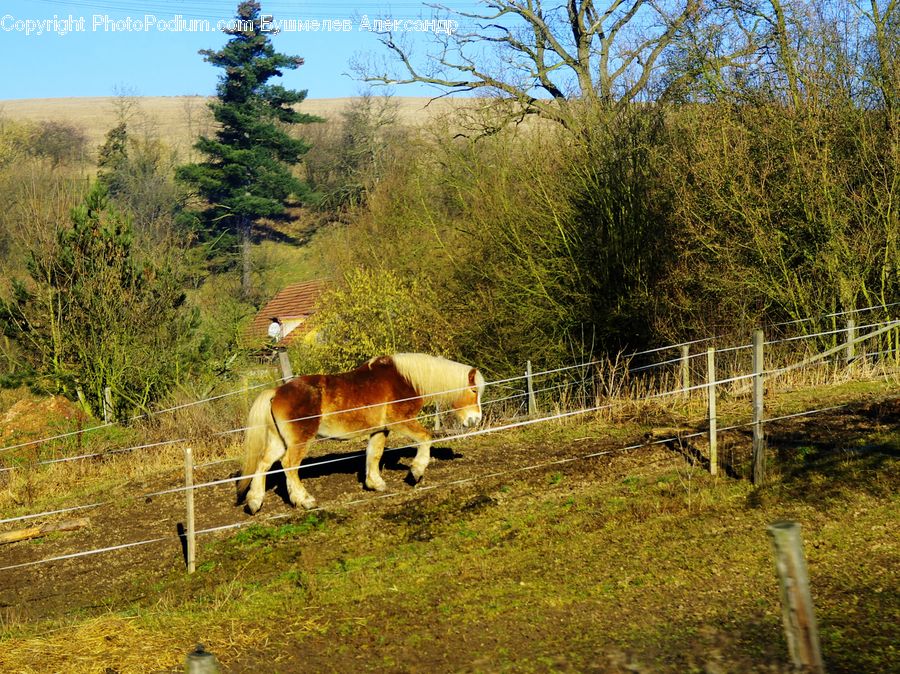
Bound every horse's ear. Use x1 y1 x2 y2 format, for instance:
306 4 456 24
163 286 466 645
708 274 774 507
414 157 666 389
468 368 477 386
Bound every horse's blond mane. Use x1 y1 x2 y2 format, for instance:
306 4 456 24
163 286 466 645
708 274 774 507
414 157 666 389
388 353 482 404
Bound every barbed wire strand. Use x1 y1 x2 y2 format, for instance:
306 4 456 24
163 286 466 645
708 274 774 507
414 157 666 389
0 536 171 572
0 396 869 573
3 344 897 524
770 300 900 328
4 314 896 455
0 377 285 455
0 501 110 527
765 319 896 345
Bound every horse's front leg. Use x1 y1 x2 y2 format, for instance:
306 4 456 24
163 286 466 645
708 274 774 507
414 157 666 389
396 420 432 484
364 430 389 491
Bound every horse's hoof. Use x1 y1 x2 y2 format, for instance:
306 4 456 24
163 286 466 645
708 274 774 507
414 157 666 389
407 469 424 486
290 491 317 510
365 478 387 492
245 497 262 515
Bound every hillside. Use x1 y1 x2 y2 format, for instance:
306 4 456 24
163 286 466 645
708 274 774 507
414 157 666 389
0 95 465 154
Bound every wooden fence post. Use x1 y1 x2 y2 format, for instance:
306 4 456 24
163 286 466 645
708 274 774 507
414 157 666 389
845 318 856 364
894 324 900 363
185 643 221 673
433 403 442 432
184 446 196 574
752 329 766 486
767 521 825 674
707 347 717 476
526 360 536 416
103 386 113 423
680 344 690 397
278 350 293 381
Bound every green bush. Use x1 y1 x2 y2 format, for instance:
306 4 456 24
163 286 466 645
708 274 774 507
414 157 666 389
311 109 675 375
289 268 452 373
0 183 199 418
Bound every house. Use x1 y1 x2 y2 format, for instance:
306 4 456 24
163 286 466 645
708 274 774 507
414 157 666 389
245 279 327 347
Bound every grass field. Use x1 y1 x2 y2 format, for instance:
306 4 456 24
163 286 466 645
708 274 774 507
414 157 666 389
0 374 897 673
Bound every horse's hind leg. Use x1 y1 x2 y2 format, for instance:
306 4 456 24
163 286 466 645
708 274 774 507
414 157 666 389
364 430 389 491
282 432 317 510
246 431 286 515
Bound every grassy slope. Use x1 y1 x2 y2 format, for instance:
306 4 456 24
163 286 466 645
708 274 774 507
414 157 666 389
0 96 462 156
0 381 897 674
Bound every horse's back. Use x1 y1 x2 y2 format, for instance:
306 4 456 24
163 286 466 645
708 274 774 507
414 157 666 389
323 359 419 414
272 358 421 438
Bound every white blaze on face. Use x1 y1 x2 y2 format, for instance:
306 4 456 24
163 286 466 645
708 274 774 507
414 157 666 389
460 380 484 427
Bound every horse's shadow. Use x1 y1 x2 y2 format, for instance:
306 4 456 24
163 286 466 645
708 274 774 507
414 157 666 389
259 445 463 503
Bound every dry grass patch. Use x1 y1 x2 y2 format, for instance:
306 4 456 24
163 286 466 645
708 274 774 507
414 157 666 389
0 96 471 159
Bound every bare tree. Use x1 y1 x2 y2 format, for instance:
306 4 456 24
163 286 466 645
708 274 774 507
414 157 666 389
360 0 760 127
851 0 899 116
712 1 899 114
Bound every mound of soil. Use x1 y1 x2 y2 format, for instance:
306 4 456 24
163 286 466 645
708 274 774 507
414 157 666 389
0 395 89 444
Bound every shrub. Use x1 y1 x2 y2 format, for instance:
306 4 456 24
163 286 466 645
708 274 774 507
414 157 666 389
290 268 452 373
0 183 198 418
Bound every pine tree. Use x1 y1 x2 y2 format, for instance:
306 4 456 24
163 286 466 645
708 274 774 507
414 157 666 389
0 183 196 417
176 1 319 298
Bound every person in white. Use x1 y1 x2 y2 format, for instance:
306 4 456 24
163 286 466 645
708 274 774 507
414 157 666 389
267 317 283 344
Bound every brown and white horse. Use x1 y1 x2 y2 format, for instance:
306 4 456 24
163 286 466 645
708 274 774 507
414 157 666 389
237 353 485 513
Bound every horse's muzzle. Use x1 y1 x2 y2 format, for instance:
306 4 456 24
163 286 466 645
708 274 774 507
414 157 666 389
462 413 482 428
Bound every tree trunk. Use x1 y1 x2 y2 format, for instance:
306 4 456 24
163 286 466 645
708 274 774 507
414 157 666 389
240 217 252 300
771 0 801 108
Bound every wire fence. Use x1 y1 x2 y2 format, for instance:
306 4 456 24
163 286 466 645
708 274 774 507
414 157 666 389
0 388 884 573
1 312 898 573
2 317 897 478
2 305 896 457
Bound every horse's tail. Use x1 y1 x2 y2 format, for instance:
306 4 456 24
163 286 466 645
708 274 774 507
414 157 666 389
236 388 279 503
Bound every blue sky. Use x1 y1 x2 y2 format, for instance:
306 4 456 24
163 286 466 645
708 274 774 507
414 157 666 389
0 0 476 100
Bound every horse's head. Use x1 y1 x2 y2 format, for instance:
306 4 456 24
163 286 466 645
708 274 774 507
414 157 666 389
451 368 485 427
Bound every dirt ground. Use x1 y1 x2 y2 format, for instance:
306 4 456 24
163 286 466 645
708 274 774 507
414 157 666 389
0 394 897 673
0 424 637 621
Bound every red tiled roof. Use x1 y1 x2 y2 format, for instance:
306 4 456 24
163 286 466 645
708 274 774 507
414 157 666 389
246 279 327 345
